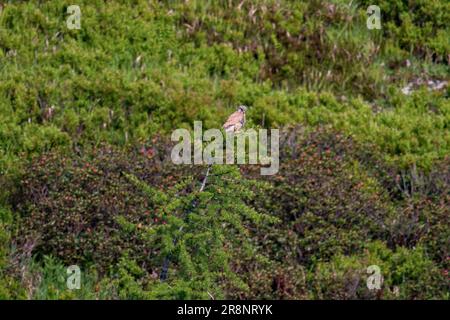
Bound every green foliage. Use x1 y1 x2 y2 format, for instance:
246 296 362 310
247 127 395 265
388 159 450 269
358 0 450 61
124 165 280 299
0 0 448 175
311 241 448 299
0 206 26 299
28 255 109 300
0 0 448 300
13 141 187 272
244 127 449 299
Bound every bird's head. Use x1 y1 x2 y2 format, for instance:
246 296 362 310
238 105 247 113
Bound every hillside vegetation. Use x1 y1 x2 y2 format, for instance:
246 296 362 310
0 0 448 299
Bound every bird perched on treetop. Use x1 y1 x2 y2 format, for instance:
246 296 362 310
223 105 247 133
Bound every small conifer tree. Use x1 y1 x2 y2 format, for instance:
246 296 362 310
125 164 278 299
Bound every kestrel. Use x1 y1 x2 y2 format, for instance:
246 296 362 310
223 105 247 133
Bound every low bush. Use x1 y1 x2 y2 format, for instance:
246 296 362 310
246 126 395 266
310 241 448 299
12 139 192 272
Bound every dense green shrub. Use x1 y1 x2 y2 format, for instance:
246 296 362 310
388 158 449 270
0 0 448 300
26 255 111 300
243 127 449 299
169 0 385 97
12 144 288 299
358 0 450 62
229 254 308 299
246 126 395 266
310 241 448 299
13 140 190 272
6 126 449 300
0 0 446 191
120 165 280 299
0 206 25 299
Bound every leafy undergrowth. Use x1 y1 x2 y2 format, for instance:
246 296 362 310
0 0 448 174
0 1 448 299
4 129 448 299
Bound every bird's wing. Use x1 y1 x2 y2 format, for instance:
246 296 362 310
223 111 243 128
